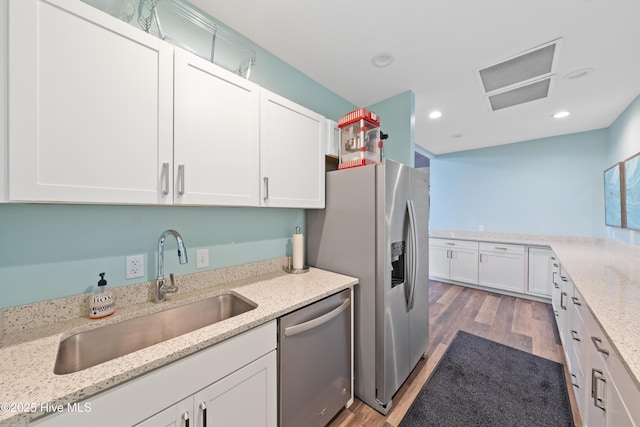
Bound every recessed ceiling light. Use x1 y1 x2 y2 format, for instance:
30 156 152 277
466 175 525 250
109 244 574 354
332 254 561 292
371 52 394 68
552 111 570 119
564 68 594 80
429 110 442 119
450 133 464 139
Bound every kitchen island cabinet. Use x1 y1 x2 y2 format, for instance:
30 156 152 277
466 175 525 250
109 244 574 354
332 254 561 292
8 0 174 204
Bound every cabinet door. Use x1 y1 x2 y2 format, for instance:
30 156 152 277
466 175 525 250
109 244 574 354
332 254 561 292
9 0 173 204
260 89 325 208
135 396 192 427
527 247 554 297
174 48 260 206
428 245 450 280
478 252 525 292
568 289 587 417
450 249 479 284
194 351 277 427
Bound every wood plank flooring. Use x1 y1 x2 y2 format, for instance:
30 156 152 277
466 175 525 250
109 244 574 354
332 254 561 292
328 281 581 427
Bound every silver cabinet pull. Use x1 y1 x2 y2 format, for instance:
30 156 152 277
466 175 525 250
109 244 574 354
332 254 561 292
479 253 483 262
572 296 582 306
182 411 190 427
494 247 508 251
591 336 610 355
591 368 606 411
177 164 185 196
263 177 269 201
570 373 579 388
161 162 170 195
560 292 567 310
445 242 455 246
200 402 207 427
570 330 580 341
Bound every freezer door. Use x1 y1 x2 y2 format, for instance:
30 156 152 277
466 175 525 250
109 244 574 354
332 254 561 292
408 167 430 369
376 160 412 405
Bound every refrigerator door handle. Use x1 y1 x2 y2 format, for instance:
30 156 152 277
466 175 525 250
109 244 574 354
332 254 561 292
284 298 350 337
406 200 418 310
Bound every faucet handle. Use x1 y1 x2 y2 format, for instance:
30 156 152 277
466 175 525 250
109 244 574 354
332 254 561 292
158 273 178 295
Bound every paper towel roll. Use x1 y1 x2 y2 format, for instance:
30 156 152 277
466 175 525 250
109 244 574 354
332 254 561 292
292 233 304 270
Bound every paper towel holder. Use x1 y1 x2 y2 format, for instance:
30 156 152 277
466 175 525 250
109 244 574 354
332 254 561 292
284 256 310 274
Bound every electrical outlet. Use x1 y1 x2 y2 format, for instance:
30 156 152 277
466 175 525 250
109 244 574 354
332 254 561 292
196 249 209 269
479 225 485 232
126 254 145 279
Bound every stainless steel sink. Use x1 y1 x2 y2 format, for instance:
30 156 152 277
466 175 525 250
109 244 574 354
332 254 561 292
54 293 257 375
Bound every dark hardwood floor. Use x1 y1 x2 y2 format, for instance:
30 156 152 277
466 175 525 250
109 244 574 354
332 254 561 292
328 280 581 427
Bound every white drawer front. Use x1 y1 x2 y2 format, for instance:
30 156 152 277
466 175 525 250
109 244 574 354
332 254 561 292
479 242 525 255
430 238 479 251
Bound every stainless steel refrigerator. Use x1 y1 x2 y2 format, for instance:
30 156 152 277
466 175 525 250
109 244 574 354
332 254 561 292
306 159 429 415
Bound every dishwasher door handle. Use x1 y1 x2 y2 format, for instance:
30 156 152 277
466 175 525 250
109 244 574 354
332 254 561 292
284 299 350 337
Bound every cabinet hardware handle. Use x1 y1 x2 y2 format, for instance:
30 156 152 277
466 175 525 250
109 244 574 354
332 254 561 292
263 177 269 201
570 373 579 388
591 368 606 411
161 162 170 195
285 298 350 337
570 330 580 341
177 164 185 196
200 402 207 427
553 263 559 267
561 276 567 282
182 411 190 427
591 336 610 355
560 292 567 310
571 296 581 306
494 247 507 250
446 242 455 245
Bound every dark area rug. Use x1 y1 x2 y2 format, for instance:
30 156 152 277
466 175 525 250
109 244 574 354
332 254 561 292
400 331 574 427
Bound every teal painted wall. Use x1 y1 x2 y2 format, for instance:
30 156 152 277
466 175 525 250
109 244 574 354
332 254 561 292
605 95 640 246
430 129 609 237
0 5 356 309
367 91 416 166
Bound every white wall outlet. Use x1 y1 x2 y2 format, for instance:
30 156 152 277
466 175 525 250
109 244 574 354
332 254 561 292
125 254 145 279
479 225 485 232
196 249 210 269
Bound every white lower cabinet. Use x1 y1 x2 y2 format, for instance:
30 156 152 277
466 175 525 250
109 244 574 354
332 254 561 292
582 308 638 427
527 247 554 297
478 243 525 293
29 322 276 427
550 267 640 427
429 238 479 284
136 351 276 427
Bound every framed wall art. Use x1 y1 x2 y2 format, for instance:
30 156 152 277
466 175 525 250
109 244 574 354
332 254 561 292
604 162 625 228
625 152 640 230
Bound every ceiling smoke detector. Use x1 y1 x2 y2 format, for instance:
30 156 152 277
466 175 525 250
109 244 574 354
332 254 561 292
477 39 562 111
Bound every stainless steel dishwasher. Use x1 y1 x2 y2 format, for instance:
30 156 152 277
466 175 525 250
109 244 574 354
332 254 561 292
278 288 351 427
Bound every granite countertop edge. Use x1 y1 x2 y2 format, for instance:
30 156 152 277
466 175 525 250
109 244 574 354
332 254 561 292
0 267 358 426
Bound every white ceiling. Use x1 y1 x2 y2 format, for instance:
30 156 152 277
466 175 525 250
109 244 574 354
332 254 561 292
189 0 640 155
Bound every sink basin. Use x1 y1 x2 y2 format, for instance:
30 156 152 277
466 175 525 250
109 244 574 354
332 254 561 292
54 293 257 375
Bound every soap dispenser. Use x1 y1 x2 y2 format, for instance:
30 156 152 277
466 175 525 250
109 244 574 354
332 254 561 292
90 272 115 319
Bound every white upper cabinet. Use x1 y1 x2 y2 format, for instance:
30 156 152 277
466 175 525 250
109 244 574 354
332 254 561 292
260 89 325 208
8 0 174 204
173 48 260 206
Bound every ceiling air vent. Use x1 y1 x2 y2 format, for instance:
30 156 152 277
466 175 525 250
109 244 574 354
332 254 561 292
477 39 561 111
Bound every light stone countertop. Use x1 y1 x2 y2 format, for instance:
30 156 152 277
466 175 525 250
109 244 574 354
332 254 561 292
431 230 640 389
0 265 358 426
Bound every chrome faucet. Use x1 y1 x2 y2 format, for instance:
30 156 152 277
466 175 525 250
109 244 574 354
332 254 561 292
155 229 188 302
